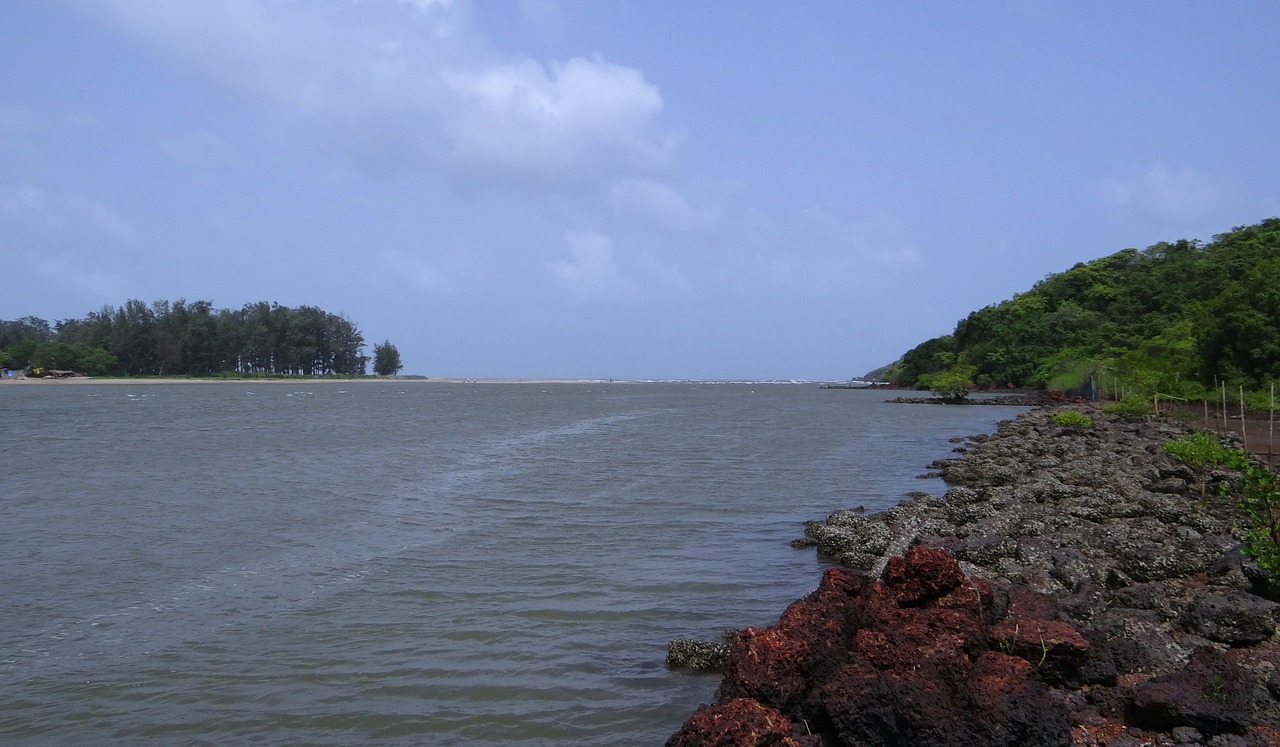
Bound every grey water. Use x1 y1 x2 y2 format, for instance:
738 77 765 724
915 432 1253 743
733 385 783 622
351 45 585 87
0 382 1021 745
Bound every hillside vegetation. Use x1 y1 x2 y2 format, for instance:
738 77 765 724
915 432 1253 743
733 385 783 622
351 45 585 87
886 217 1280 399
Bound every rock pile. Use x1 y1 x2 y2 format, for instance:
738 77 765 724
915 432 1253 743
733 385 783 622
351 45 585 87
668 406 1280 745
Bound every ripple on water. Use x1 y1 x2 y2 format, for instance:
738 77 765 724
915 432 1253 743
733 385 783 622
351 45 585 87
0 383 1022 745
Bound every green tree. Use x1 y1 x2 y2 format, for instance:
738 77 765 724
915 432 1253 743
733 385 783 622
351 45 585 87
0 339 38 370
919 364 976 402
29 341 118 375
1198 257 1280 387
111 299 157 375
372 340 403 377
895 335 956 387
885 217 1280 393
2 299 373 379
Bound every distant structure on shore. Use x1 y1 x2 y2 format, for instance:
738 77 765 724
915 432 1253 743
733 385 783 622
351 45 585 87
819 379 877 389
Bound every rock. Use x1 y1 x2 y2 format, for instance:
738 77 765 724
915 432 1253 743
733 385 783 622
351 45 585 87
718 627 811 710
668 639 731 671
1050 548 1097 592
665 698 812 747
1206 735 1255 747
803 512 893 570
1110 582 1170 614
1131 647 1253 735
820 651 1071 746
950 534 1019 566
1150 476 1192 495
965 651 1073 746
669 549 1077 746
1091 607 1198 675
1179 593 1278 645
1074 626 1119 686
671 405 1280 745
881 546 966 604
990 585 1092 685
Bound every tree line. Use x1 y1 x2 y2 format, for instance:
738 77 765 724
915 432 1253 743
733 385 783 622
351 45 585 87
1 299 403 378
885 217 1280 398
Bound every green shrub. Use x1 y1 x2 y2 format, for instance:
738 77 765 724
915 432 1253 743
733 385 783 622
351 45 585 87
1102 394 1151 419
1238 465 1280 582
919 363 976 402
1163 432 1247 470
1051 410 1093 430
1164 432 1280 581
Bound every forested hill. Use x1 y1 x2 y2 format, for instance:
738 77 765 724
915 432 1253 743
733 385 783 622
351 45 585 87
887 217 1280 395
0 300 369 377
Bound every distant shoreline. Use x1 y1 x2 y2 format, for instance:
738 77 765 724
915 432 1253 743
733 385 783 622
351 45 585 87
0 376 632 386
0 376 859 386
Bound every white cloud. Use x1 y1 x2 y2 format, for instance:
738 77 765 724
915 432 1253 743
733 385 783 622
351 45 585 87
158 131 249 172
1100 163 1239 225
545 229 638 301
440 54 671 185
376 248 458 293
518 0 566 40
32 255 129 300
796 206 921 268
79 1 675 190
609 179 718 231
0 183 45 215
725 206 921 291
398 0 458 13
76 196 140 245
0 183 139 245
635 251 689 292
0 183 137 303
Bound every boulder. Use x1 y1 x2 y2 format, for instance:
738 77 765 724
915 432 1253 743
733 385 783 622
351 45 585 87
665 698 813 747
1130 647 1253 735
1179 592 1278 645
669 549 1076 746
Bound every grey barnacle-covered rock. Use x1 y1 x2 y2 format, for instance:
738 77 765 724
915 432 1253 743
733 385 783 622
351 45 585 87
1179 592 1278 645
666 638 730 671
1102 518 1228 583
951 534 1019 567
803 512 892 570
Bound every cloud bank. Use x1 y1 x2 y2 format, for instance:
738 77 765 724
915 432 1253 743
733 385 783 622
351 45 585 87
545 229 638 302
0 183 137 302
1101 163 1240 226
77 0 674 191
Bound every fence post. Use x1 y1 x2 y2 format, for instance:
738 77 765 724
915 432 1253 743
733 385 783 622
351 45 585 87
1222 382 1228 430
1241 385 1249 455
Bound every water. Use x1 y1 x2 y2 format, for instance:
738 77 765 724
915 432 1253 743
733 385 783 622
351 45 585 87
0 382 1021 745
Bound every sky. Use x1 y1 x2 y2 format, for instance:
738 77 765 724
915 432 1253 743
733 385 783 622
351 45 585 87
2 1 1278 380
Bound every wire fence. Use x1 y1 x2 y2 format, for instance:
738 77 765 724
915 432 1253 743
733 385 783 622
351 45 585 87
1149 383 1278 468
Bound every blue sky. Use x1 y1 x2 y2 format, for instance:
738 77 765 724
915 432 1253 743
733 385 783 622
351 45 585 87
3 1 1278 379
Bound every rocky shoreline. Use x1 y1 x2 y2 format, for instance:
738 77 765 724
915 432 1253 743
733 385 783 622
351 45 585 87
667 405 1280 746
883 391 1057 406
